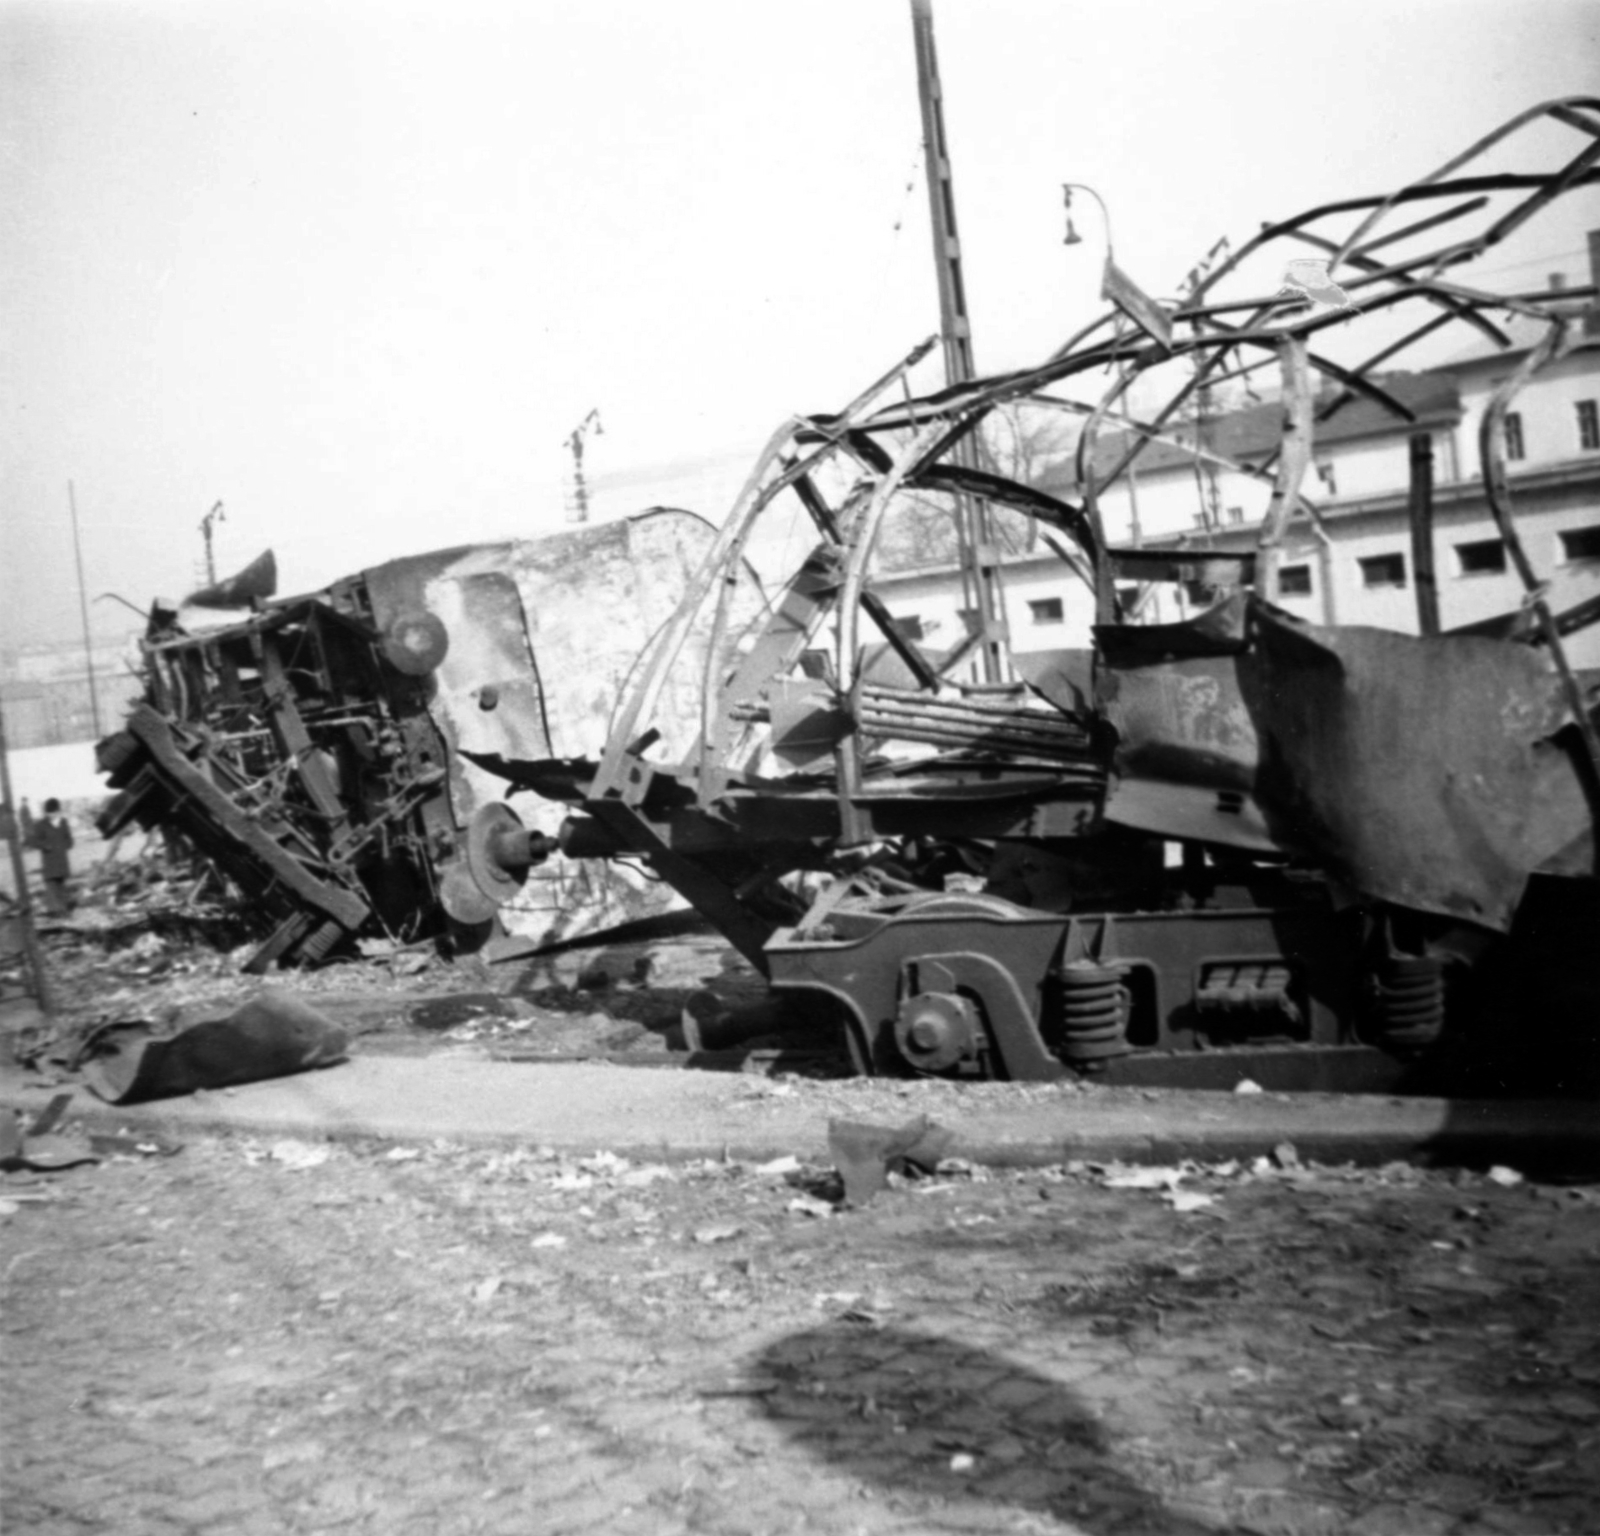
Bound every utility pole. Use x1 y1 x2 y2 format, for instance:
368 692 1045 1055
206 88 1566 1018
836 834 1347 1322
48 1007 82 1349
909 0 1007 684
0 689 54 1015
67 480 102 739
564 409 603 523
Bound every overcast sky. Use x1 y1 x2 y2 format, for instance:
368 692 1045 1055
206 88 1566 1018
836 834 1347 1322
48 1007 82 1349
3 0 1598 650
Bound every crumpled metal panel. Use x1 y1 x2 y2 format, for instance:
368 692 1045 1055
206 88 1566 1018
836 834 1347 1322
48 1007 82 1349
364 510 723 940
1238 604 1592 931
1098 595 1284 854
425 566 552 825
1099 596 1593 925
507 511 725 767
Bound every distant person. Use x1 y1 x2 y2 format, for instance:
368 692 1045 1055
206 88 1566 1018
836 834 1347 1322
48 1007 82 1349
0 801 15 844
18 798 34 845
33 798 74 915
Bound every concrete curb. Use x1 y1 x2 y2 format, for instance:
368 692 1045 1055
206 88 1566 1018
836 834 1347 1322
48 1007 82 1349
4 1052 1598 1172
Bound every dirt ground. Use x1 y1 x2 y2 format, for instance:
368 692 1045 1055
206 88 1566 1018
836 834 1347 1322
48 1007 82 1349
5 1122 1600 1536
5 898 1600 1534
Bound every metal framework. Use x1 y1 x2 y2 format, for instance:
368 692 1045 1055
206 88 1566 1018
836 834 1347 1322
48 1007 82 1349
429 104 1600 1084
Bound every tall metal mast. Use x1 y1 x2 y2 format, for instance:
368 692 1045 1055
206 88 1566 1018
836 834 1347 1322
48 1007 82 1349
909 0 1007 683
67 480 102 738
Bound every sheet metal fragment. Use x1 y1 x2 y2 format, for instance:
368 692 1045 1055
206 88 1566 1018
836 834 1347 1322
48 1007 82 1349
81 990 349 1105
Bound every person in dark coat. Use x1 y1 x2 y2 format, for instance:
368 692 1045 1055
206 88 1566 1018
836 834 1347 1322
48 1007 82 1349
33 797 74 915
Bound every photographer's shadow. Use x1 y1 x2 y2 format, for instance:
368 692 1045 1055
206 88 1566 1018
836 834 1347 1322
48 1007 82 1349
751 1322 1220 1534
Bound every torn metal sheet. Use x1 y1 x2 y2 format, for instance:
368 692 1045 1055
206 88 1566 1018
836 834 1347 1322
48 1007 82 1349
1099 597 1594 924
827 1115 955 1205
1238 606 1592 930
80 991 349 1104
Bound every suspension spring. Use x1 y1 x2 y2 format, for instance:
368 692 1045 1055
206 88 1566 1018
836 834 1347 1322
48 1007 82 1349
1372 955 1446 1049
298 919 347 967
1060 962 1131 1066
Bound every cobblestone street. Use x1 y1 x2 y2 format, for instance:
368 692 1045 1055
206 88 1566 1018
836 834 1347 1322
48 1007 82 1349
5 1128 1599 1535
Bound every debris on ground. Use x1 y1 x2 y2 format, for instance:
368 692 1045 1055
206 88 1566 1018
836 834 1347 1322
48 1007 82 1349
77 990 349 1104
13 1128 1597 1534
828 1114 955 1205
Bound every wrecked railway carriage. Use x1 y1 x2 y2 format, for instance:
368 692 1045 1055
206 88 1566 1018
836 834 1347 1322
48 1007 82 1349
96 512 722 970
455 101 1600 1087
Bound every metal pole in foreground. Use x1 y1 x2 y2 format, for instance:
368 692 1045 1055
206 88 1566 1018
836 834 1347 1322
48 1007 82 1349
0 689 55 1016
909 0 1008 684
68 480 103 738
1408 433 1440 637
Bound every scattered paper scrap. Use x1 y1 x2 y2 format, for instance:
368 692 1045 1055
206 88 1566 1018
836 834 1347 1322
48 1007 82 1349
752 1155 801 1177
1103 1166 1186 1191
269 1140 331 1171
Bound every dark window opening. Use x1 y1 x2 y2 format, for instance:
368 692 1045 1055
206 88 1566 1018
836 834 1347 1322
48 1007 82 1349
1359 553 1408 589
1503 412 1525 462
1560 526 1600 563
1225 506 1245 526
1456 538 1506 576
890 614 925 641
1027 597 1065 625
1579 400 1599 452
1277 564 1313 597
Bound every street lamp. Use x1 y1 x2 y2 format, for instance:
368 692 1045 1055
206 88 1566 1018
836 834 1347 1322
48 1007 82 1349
1061 183 1148 611
1061 183 1114 258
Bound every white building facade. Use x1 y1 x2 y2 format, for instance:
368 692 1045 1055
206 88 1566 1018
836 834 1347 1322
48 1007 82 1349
874 320 1600 671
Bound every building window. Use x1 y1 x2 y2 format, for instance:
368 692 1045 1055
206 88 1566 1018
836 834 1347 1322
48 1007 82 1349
1027 597 1065 625
1225 506 1245 526
1579 400 1599 452
1315 462 1337 496
890 614 924 641
956 607 980 635
1359 553 1408 589
1192 510 1210 529
1503 411 1525 461
1277 564 1313 597
1560 526 1600 564
1456 538 1507 576
1115 585 1141 614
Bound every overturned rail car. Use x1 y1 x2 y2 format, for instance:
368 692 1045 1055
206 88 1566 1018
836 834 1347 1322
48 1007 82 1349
96 511 721 970
457 101 1600 1088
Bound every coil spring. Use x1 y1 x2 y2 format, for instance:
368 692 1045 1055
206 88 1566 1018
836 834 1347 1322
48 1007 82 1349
298 919 347 967
1060 963 1131 1064
1372 955 1445 1049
